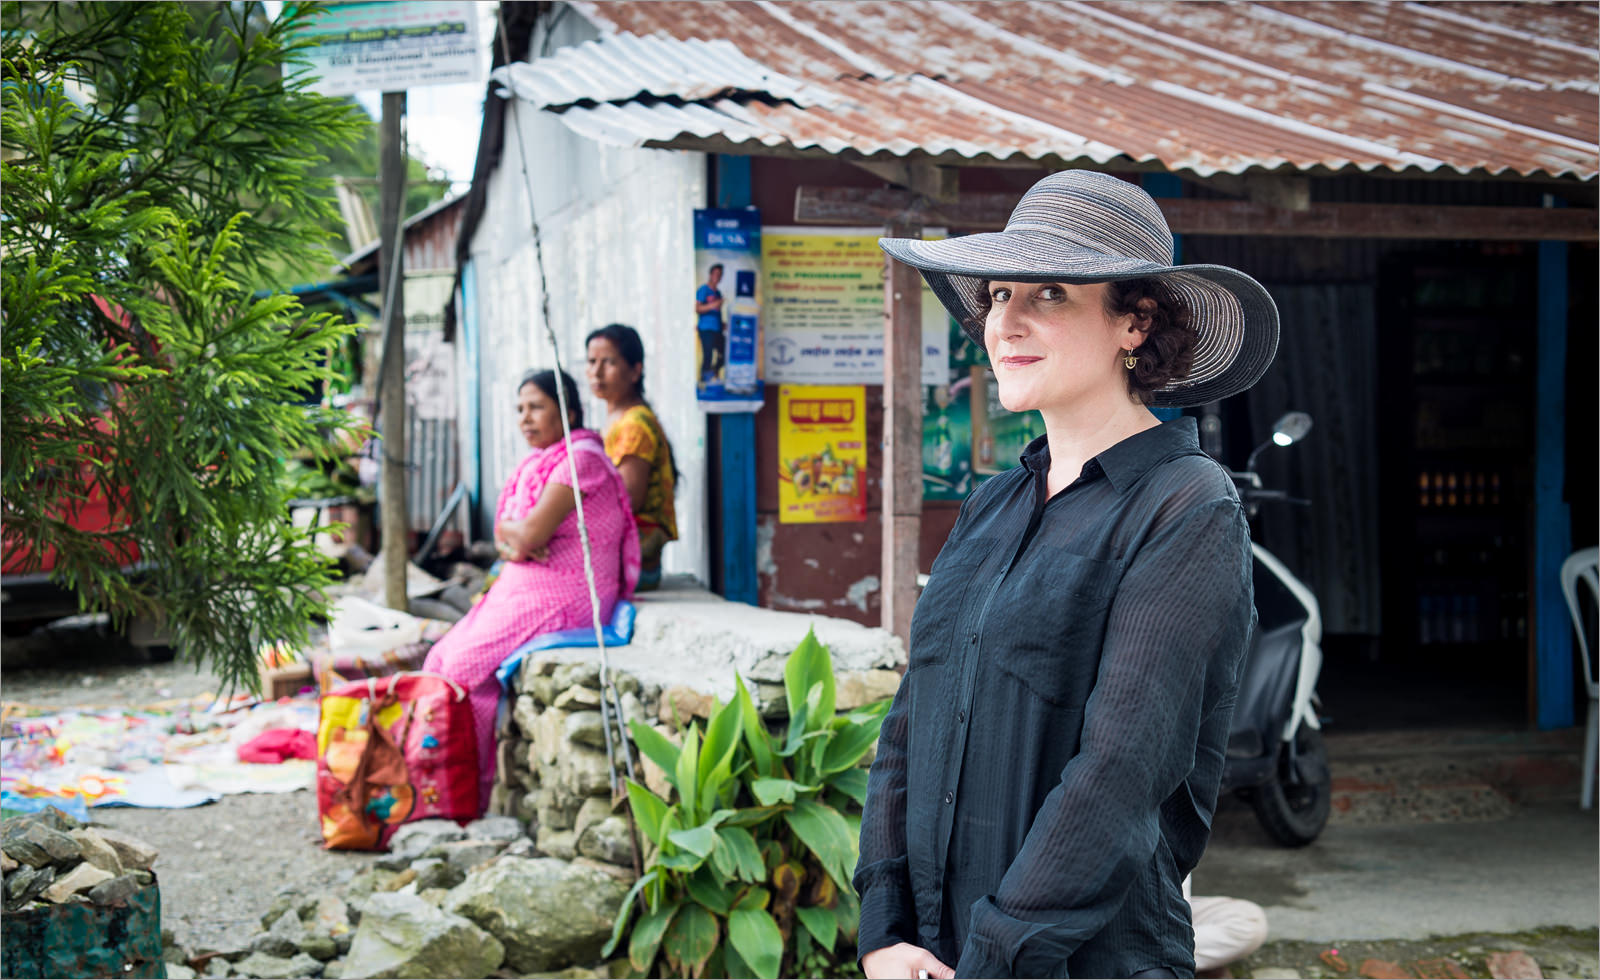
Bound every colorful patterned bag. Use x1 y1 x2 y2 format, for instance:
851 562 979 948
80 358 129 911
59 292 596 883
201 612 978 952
316 672 478 851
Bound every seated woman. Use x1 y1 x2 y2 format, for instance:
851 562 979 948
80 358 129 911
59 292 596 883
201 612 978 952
584 324 678 591
422 368 639 813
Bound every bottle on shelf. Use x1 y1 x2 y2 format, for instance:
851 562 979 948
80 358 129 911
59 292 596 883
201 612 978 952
1419 471 1431 507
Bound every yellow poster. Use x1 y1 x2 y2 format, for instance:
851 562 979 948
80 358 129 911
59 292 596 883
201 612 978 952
778 385 867 524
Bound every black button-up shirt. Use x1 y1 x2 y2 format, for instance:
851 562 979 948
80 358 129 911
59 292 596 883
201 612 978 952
854 418 1254 979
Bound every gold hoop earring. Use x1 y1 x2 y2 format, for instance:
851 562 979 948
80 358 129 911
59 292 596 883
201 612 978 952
1122 350 1139 370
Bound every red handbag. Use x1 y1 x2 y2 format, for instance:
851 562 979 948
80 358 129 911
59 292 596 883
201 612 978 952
316 672 479 850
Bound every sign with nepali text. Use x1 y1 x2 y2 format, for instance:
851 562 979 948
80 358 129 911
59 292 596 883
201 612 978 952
762 227 948 386
777 385 868 524
293 2 484 96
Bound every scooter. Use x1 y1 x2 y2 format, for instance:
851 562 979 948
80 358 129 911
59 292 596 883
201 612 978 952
1219 411 1332 847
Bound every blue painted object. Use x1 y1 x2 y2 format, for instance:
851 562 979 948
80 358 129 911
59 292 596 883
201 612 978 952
461 260 483 525
1535 208 1573 730
716 153 760 605
494 600 637 690
1140 172 1186 424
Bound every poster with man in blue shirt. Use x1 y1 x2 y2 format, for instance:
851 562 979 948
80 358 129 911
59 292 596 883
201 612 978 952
693 208 763 412
696 264 725 383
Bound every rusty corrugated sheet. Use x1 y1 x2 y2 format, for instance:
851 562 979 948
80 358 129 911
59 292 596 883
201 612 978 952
535 0 1595 180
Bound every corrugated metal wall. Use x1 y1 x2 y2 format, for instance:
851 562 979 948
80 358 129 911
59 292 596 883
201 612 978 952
461 9 711 585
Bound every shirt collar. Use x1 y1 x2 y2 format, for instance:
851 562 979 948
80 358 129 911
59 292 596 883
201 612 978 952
1019 416 1202 492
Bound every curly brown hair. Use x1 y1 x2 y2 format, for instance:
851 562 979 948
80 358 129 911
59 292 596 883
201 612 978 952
965 279 1197 404
1102 278 1197 404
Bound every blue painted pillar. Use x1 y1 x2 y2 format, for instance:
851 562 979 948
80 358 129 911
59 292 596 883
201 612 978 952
715 154 759 605
1142 172 1185 424
1535 196 1573 730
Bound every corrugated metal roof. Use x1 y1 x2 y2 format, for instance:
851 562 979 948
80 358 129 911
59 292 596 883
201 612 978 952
508 0 1596 180
492 32 829 108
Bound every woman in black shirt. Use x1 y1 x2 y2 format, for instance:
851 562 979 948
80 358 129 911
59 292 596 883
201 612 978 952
855 170 1279 979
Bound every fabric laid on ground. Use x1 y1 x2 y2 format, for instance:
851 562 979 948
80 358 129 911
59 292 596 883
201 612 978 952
1 695 320 810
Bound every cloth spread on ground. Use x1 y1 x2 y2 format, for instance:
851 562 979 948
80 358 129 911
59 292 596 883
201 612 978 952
237 728 317 764
1 695 320 811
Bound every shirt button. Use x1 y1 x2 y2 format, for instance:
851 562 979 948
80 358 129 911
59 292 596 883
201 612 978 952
968 633 978 645
957 710 966 723
944 791 954 805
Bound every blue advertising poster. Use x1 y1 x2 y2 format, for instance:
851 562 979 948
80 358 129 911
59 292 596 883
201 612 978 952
693 209 764 413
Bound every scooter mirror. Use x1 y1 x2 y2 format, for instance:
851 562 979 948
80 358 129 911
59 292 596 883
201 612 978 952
1271 411 1313 447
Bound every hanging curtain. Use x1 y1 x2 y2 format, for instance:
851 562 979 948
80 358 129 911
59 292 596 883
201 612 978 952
1246 283 1381 636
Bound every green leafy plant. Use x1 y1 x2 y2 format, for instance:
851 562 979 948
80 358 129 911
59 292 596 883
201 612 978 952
603 629 889 979
1 2 370 693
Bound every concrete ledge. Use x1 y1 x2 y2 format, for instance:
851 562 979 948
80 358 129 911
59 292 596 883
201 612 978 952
514 583 905 706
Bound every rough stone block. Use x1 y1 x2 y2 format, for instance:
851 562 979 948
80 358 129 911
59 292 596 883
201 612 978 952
755 683 788 720
531 707 570 767
409 858 462 893
341 892 504 980
658 686 715 726
536 825 578 860
250 910 305 958
466 815 525 843
577 816 634 867
90 826 159 871
296 930 339 961
571 797 614 842
527 674 559 706
552 661 602 692
428 839 506 873
87 872 145 907
512 696 540 737
68 829 124 876
443 857 629 974
232 951 324 979
553 685 602 710
514 792 540 827
487 783 520 818
1486 951 1543 980
563 710 607 749
3 820 83 868
562 745 618 797
41 861 112 902
834 669 902 710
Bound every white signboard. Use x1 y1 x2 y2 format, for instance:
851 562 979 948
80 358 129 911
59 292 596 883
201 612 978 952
404 273 456 419
761 226 948 386
295 2 484 97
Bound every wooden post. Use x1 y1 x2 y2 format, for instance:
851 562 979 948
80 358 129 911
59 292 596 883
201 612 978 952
379 91 409 611
881 213 923 646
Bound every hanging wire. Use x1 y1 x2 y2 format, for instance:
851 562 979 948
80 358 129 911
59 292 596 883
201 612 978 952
494 7 635 791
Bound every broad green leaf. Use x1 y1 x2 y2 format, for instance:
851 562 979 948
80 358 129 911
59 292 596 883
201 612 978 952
845 698 893 727
600 870 659 958
818 721 881 774
661 901 719 978
834 885 861 941
796 904 837 953
684 868 734 916
667 824 717 858
699 695 742 792
735 885 770 911
783 798 858 892
735 675 773 777
657 848 707 872
827 768 870 806
625 778 670 844
709 829 740 881
629 720 682 792
628 899 678 973
751 777 813 806
724 940 752 979
727 906 784 980
783 628 836 731
720 804 788 828
716 826 767 882
675 724 701 821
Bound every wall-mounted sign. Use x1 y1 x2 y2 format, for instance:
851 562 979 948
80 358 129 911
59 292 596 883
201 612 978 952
761 227 948 386
694 209 764 413
777 385 867 524
292 2 485 97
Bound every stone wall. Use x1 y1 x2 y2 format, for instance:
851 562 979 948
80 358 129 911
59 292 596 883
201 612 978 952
489 586 906 876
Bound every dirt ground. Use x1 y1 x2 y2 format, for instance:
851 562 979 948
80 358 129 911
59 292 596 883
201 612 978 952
2 619 380 953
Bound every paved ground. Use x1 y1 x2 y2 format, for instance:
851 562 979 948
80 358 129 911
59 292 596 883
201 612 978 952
5 620 1597 971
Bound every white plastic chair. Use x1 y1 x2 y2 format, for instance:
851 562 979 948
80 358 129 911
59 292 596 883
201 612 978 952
1559 546 1598 810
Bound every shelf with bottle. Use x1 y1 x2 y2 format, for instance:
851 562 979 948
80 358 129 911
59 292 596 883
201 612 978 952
1414 589 1527 647
1415 469 1509 510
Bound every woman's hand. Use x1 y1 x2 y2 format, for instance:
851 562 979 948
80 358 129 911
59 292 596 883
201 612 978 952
861 943 955 980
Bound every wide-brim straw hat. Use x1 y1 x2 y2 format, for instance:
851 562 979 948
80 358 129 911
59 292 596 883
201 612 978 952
880 170 1278 407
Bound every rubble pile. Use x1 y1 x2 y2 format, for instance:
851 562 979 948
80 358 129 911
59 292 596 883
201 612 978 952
2 806 158 914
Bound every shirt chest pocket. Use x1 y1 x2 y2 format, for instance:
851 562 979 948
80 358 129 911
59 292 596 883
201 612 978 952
993 551 1125 706
908 537 996 672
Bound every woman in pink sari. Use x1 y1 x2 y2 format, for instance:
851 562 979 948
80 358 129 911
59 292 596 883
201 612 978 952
424 368 640 812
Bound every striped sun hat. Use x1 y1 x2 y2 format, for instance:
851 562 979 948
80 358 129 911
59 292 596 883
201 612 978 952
880 169 1279 407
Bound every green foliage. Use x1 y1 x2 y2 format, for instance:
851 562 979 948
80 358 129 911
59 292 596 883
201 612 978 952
1 2 369 694
603 630 885 979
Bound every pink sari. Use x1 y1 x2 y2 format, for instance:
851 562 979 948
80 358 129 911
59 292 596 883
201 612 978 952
424 428 640 811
